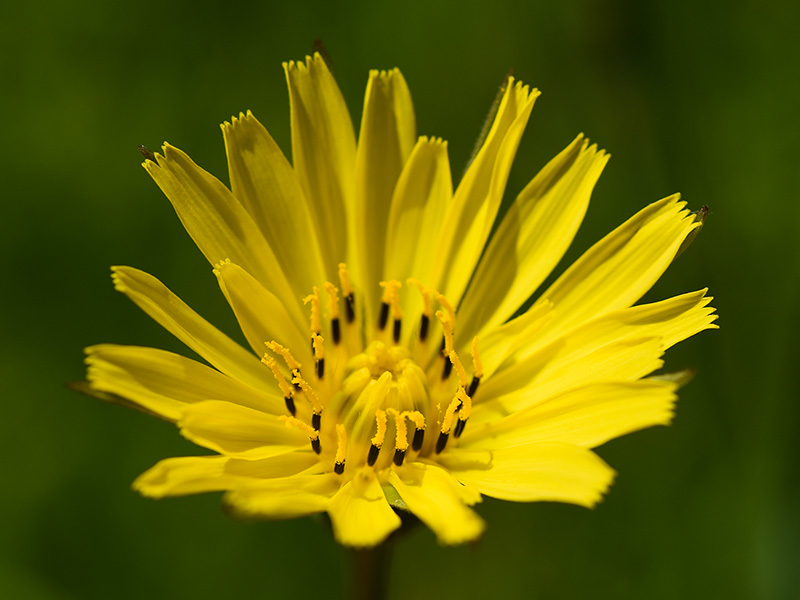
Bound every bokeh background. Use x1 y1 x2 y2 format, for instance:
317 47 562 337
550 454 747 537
2 0 798 598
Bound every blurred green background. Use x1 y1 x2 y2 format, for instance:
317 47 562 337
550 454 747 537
2 0 797 598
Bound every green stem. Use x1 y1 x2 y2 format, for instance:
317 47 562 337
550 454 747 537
351 544 391 600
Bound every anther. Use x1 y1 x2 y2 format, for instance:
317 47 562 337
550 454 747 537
266 342 301 371
338 263 356 324
469 336 484 396
419 314 429 342
324 282 342 345
389 408 410 467
368 410 388 467
261 354 295 415
393 448 406 466
435 432 449 454
402 410 426 452
279 416 320 454
436 310 455 380
378 302 390 330
407 279 432 342
436 393 461 453
393 319 402 343
292 374 323 429
453 387 472 438
334 424 347 475
312 334 325 379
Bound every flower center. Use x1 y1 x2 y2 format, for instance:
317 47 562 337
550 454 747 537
262 263 483 478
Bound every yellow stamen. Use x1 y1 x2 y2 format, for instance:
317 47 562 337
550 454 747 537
379 280 403 319
266 341 301 371
261 354 293 399
324 282 340 319
338 263 353 298
435 293 456 329
440 394 461 434
402 410 425 431
302 286 322 334
448 350 469 387
334 424 347 473
371 409 388 447
312 334 325 360
292 374 322 414
456 386 472 420
407 278 432 317
389 409 410 452
278 415 318 439
436 310 454 355
471 336 484 378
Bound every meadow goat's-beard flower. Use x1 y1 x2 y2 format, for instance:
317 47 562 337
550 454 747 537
82 53 717 547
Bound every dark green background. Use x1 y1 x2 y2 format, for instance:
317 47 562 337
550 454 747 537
2 0 797 598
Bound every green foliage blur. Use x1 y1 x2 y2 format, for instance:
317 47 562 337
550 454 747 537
2 0 797 598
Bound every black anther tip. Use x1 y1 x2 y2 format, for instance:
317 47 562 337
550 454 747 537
311 438 321 454
345 294 355 323
393 449 406 466
412 429 425 451
334 462 345 475
312 412 321 431
378 302 390 330
467 376 480 397
419 314 429 342
435 432 449 454
331 318 341 344
316 358 325 379
454 418 466 438
284 396 296 416
442 359 453 380
367 444 381 466
393 319 401 343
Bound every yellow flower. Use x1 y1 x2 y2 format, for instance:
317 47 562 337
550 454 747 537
83 53 717 547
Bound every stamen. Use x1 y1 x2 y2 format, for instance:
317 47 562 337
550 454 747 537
453 387 472 438
338 263 356 324
303 286 322 338
468 336 483 396
448 350 469 388
379 280 402 335
436 393 462 454
388 409 409 466
324 282 341 345
334 424 347 475
436 310 455 379
368 410 388 466
404 410 426 451
266 341 301 372
435 293 456 331
292 374 323 430
279 416 321 454
261 354 295 416
378 301 390 330
407 278 432 342
312 334 325 379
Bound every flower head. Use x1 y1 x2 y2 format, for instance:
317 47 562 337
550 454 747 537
83 53 717 547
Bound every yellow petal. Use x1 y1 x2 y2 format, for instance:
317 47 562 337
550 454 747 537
430 79 539 303
179 401 307 459
536 194 698 337
133 456 237 498
214 260 308 359
143 144 301 318
464 380 677 450
383 136 452 327
456 136 608 337
221 111 328 288
443 442 615 507
478 288 718 410
388 462 485 545
85 344 282 421
225 473 339 519
327 468 402 547
353 68 416 332
284 53 356 270
111 266 273 391
225 452 323 478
